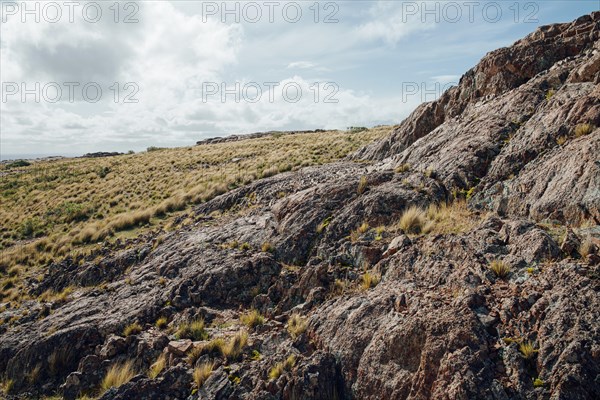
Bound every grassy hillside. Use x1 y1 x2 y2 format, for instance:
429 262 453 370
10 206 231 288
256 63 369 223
0 127 390 304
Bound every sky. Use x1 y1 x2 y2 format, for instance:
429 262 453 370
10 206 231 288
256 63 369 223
0 0 598 158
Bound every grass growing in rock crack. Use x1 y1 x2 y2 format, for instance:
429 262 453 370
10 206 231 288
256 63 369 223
193 362 214 388
176 319 208 341
268 355 296 380
101 360 136 392
519 341 538 359
489 260 511 278
240 309 265 329
287 314 308 339
123 322 142 337
148 353 167 379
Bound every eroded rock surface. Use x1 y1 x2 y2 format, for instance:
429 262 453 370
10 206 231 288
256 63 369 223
1 12 599 400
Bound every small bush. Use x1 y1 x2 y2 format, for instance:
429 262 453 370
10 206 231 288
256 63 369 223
269 355 296 380
398 206 425 234
533 378 544 388
193 362 214 388
489 260 510 278
240 309 265 329
102 361 136 391
519 341 538 359
176 319 208 341
287 314 307 339
148 353 166 379
316 216 332 233
574 123 594 137
123 322 142 337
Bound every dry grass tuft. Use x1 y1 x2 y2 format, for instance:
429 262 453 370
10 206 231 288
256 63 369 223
519 341 538 359
489 260 511 278
287 314 308 339
398 206 426 234
357 176 368 195
269 355 296 380
123 322 142 337
361 271 381 290
193 362 214 388
148 353 167 379
176 319 208 341
574 123 595 137
240 309 265 329
102 360 136 392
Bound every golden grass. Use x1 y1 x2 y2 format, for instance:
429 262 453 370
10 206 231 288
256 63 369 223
357 176 368 195
398 206 426 234
489 260 511 278
175 319 208 341
123 322 142 337
148 353 167 379
0 127 390 304
574 123 595 137
101 360 136 391
287 314 308 339
240 309 265 329
519 341 538 359
223 330 249 360
155 317 168 329
361 271 381 290
268 355 296 380
193 362 214 388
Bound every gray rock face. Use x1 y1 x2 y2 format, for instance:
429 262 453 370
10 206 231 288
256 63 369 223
1 12 600 400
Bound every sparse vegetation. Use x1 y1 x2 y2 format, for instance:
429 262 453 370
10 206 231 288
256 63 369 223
193 362 214 388
269 355 296 380
287 314 308 339
489 260 511 278
240 309 265 329
101 360 136 392
176 319 208 341
533 377 544 388
0 128 389 305
123 322 142 337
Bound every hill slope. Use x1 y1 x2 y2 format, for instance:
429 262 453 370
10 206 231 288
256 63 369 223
1 13 599 400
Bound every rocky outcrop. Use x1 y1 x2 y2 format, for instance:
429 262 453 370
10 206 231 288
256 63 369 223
1 12 599 400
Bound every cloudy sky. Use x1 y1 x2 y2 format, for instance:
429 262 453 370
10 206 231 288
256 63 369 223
0 0 598 157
